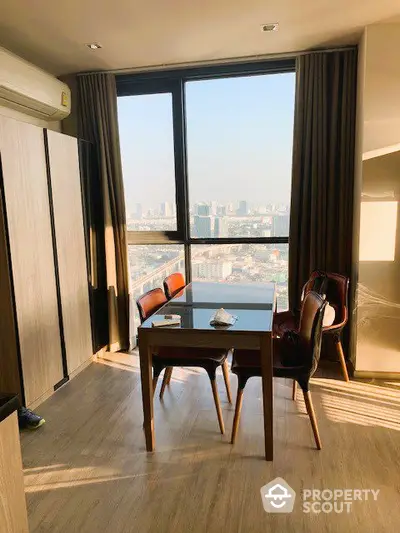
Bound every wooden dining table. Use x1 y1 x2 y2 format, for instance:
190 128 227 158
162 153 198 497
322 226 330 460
138 281 276 460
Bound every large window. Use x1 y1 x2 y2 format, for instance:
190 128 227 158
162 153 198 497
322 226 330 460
186 75 294 239
118 93 177 231
117 61 295 336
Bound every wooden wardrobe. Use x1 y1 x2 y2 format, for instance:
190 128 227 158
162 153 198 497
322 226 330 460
0 116 92 408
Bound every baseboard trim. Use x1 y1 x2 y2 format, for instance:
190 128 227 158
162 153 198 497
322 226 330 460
68 356 95 380
354 370 400 380
27 388 55 411
94 347 106 360
27 354 97 411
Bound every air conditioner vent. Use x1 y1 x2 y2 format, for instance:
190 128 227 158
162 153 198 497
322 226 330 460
0 47 71 121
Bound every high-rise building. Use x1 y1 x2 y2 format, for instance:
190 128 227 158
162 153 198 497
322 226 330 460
133 203 142 219
237 200 249 216
210 201 218 215
214 217 228 237
194 215 212 237
160 201 172 217
192 260 232 280
272 214 290 236
216 205 227 216
196 203 211 216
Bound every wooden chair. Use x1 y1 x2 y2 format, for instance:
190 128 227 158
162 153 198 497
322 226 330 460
274 271 350 383
230 291 327 449
136 288 232 434
161 273 187 389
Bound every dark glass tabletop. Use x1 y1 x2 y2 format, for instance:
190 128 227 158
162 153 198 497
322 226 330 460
140 281 275 333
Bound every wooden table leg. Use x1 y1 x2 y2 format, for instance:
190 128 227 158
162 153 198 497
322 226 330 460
260 334 273 461
139 334 155 452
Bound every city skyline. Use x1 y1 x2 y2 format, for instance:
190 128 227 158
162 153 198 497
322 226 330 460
118 72 295 213
126 198 290 238
126 198 290 217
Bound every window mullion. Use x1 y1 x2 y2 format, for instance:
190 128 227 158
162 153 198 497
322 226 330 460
172 80 188 242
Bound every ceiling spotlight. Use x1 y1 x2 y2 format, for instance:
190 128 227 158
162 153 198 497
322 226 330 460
86 43 102 50
261 23 279 32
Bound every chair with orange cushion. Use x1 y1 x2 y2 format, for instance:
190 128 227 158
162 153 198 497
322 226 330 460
274 271 350 386
161 273 187 390
136 288 232 434
163 272 186 300
230 291 327 449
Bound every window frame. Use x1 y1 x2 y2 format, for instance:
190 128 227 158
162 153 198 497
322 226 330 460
117 58 295 282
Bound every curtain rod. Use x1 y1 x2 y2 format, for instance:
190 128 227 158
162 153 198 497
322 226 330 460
76 44 357 76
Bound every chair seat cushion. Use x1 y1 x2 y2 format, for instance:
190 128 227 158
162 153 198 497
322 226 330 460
273 310 298 337
154 346 228 365
232 349 261 369
274 306 341 336
232 338 304 378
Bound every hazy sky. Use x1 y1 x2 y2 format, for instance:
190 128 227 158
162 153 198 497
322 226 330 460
118 72 295 213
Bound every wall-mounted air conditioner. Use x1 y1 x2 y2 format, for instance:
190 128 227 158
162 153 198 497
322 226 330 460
0 47 71 121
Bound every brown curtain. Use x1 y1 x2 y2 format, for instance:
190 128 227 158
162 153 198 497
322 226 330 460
77 73 130 352
289 49 357 313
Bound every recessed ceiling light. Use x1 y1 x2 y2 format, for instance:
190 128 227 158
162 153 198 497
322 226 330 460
86 43 102 50
261 23 279 32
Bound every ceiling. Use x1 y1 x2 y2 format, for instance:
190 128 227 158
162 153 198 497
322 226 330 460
0 0 399 76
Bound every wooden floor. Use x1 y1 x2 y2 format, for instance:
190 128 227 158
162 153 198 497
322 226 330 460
21 352 400 533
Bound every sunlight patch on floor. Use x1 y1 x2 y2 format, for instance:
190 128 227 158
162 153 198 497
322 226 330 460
23 464 66 474
24 472 152 493
314 378 400 430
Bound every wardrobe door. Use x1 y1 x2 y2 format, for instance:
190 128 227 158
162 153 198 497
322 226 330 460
0 181 22 399
46 130 93 375
0 116 63 405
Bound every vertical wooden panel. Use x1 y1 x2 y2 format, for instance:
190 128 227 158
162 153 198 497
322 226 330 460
0 116 63 405
0 413 29 533
46 130 93 374
0 182 22 399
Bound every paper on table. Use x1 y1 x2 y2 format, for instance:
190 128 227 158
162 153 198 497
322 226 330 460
152 319 181 327
151 314 181 328
210 308 238 326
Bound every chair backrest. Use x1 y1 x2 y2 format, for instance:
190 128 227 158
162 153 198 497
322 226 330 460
163 272 185 300
136 288 168 324
298 291 327 377
303 270 349 328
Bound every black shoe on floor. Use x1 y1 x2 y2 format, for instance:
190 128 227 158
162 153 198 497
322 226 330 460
18 407 45 430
